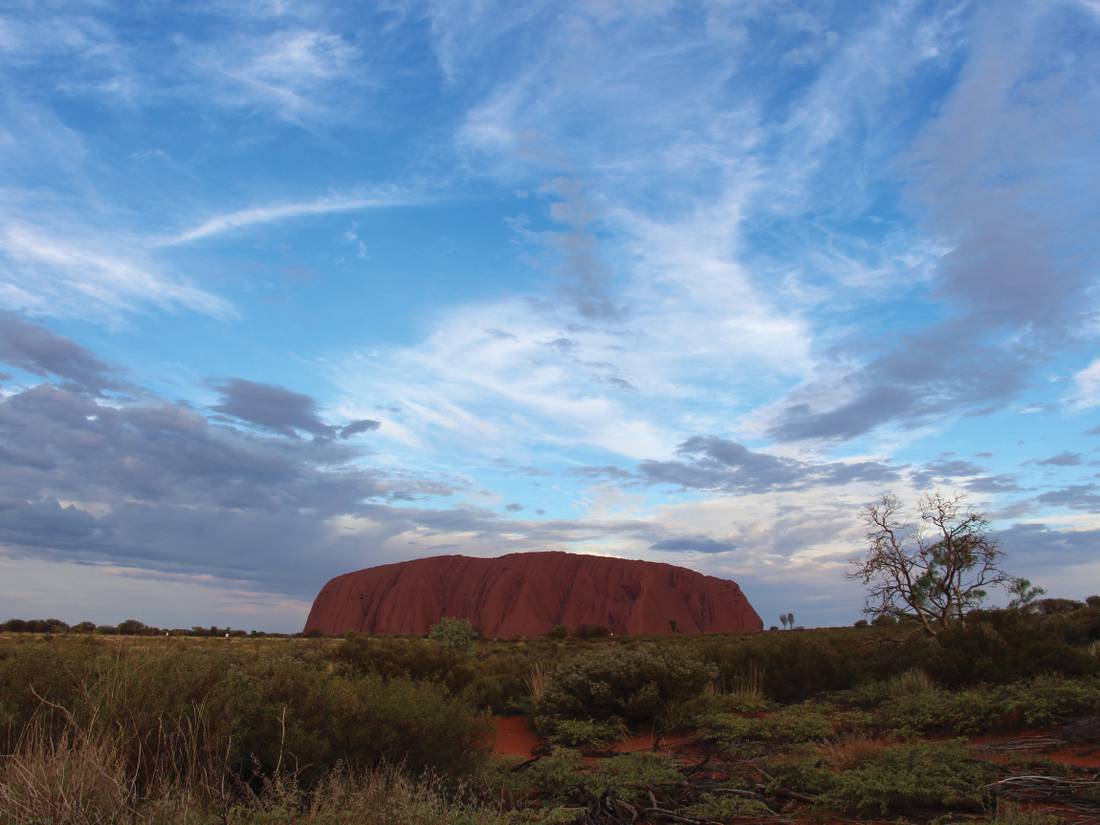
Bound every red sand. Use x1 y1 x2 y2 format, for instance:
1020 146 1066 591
490 716 540 757
488 717 703 760
1044 748 1100 769
304 551 763 637
971 730 1100 769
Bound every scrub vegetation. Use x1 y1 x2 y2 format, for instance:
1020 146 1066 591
2 600 1100 824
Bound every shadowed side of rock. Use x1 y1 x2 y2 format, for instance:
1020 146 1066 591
304 551 763 636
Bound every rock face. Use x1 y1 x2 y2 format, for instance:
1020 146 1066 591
304 551 763 637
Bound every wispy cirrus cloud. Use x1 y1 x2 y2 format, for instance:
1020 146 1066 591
162 190 424 246
184 27 362 124
0 222 234 321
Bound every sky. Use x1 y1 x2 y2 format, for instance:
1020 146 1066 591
1 0 1099 632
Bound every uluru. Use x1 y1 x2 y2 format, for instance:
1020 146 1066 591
304 551 763 637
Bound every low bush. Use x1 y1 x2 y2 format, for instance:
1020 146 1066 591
698 703 835 754
684 793 771 819
580 753 683 805
334 635 476 694
544 718 627 750
428 618 478 654
500 747 585 803
823 741 991 816
533 643 713 732
571 624 610 639
869 675 1100 734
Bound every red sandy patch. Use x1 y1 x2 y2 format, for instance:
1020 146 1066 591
1044 747 1100 769
488 718 705 761
970 729 1100 770
612 732 705 756
490 716 540 757
611 733 655 753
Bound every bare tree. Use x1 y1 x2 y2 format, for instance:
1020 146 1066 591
848 491 1031 636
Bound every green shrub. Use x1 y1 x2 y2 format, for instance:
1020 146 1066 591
684 793 771 819
661 687 775 730
824 741 990 816
503 747 585 802
334 635 476 694
533 643 713 730
581 752 683 804
545 718 627 749
870 675 1100 735
571 624 610 639
429 618 478 654
699 703 834 754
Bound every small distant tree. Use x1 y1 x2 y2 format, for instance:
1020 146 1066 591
779 612 794 630
849 491 1034 636
117 619 148 636
572 624 611 639
1006 577 1045 612
429 617 478 654
1032 598 1085 615
1087 595 1100 609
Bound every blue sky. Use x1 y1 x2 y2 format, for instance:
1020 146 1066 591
1 0 1099 631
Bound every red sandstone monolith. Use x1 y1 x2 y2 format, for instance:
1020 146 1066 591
303 551 762 636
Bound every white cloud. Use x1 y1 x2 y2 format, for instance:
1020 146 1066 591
162 190 422 246
1070 358 1100 409
188 27 360 123
0 223 234 321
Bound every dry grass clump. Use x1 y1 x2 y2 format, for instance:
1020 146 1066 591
885 667 937 698
988 800 1067 825
0 722 510 825
0 726 137 825
818 734 895 770
525 661 549 703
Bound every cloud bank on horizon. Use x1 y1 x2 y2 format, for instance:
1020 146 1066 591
1 0 1099 631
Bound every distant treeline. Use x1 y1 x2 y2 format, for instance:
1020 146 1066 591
5 596 1098 639
0 618 291 637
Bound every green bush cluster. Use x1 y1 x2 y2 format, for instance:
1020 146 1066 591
698 703 835 755
544 718 627 749
532 643 713 732
822 741 991 816
429 617 479 653
334 634 476 694
850 673 1100 734
494 748 683 808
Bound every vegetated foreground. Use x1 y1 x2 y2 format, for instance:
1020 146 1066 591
304 551 763 637
2 604 1100 824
